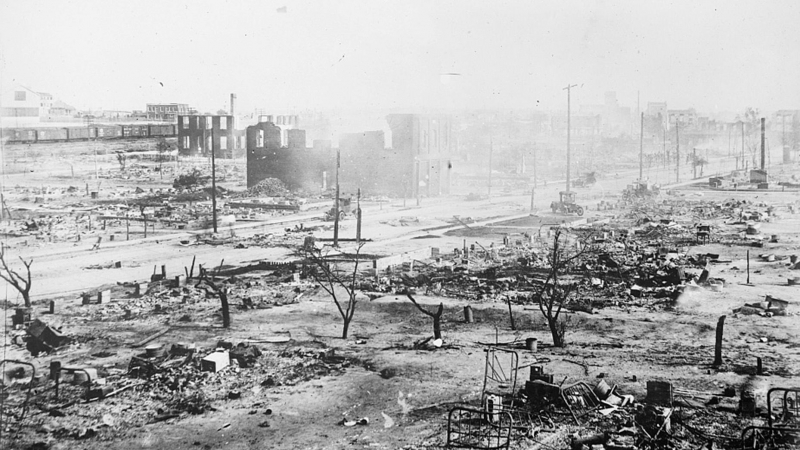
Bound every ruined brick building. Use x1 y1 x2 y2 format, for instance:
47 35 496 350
177 114 246 158
246 114 455 197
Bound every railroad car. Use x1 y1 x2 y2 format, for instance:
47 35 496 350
121 124 149 138
35 128 68 142
96 125 122 139
148 124 175 137
65 127 96 140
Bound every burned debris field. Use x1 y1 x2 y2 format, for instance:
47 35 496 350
1 133 800 450
3 2 800 450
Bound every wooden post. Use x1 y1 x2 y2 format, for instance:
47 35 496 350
746 250 750 284
464 305 474 323
756 357 763 375
713 315 726 366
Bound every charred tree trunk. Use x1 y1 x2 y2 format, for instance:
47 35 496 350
196 276 231 328
406 293 444 341
219 288 230 328
433 314 442 340
506 296 516 330
547 317 565 348
341 294 356 339
342 318 351 339
713 315 725 366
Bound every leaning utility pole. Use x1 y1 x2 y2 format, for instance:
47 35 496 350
639 112 644 181
564 84 577 192
334 149 340 246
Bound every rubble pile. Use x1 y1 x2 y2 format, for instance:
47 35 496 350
3 342 358 445
236 178 289 198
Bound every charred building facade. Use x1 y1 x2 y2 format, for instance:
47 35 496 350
246 121 325 191
177 114 245 158
246 114 455 197
386 114 454 198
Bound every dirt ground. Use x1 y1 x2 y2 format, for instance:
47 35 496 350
2 140 800 449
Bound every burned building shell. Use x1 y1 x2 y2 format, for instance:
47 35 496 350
177 114 245 158
246 114 455 197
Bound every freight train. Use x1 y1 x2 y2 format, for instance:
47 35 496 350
1 124 176 144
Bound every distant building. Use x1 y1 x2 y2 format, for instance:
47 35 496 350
646 102 667 118
147 103 189 122
0 85 51 125
49 100 76 117
177 114 245 157
256 113 300 146
99 110 132 119
668 109 697 128
645 102 668 132
386 114 455 197
774 110 800 163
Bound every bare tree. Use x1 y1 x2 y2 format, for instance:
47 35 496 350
405 292 444 340
0 245 33 307
302 242 365 339
195 263 230 328
535 228 592 347
116 152 127 172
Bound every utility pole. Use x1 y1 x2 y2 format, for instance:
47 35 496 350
760 117 766 170
564 84 577 192
356 188 362 244
530 145 537 211
211 126 218 233
334 149 340 246
663 125 667 168
741 121 745 170
639 112 644 181
488 135 493 196
675 120 680 183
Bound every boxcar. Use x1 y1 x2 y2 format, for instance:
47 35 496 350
66 127 97 140
4 129 38 143
121 124 148 138
1 128 29 143
148 124 175 137
96 125 122 139
36 128 69 142
19 129 38 142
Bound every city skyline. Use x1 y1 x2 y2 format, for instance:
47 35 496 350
1 0 799 115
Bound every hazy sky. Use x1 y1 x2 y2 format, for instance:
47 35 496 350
1 0 799 114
